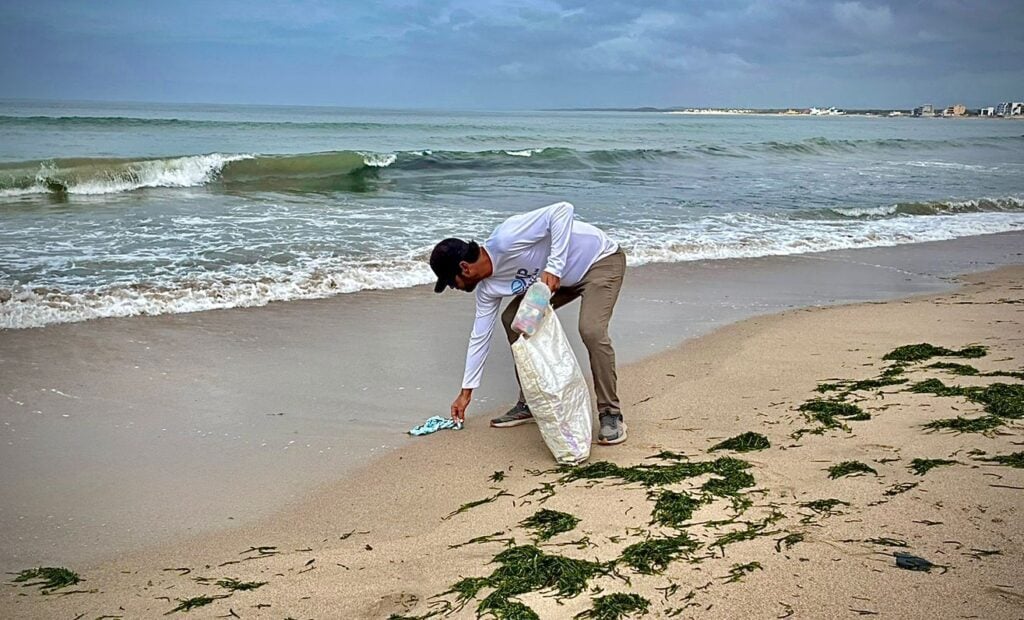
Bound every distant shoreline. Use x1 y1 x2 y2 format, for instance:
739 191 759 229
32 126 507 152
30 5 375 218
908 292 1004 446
544 106 1024 119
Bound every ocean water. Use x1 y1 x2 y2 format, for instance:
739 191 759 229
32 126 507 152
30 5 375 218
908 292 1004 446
1 100 1023 329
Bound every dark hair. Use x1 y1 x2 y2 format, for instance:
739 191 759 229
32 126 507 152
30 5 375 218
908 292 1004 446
429 238 480 293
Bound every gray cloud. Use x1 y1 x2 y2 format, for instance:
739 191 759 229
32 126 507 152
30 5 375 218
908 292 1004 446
0 0 1021 108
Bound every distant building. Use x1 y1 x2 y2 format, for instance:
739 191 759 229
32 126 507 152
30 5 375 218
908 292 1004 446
912 104 934 117
1013 102 1024 116
980 107 995 117
996 102 1012 116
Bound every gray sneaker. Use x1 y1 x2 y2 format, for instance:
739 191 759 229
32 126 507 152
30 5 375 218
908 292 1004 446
490 401 534 428
597 410 627 445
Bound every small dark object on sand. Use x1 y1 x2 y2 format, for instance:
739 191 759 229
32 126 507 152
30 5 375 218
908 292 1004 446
894 552 935 572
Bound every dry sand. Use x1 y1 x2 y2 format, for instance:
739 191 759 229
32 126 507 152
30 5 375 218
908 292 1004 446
3 266 1023 619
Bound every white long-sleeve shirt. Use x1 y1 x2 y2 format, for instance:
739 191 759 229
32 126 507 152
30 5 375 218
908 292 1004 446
462 201 618 389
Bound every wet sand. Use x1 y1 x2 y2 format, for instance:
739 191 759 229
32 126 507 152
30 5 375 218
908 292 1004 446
1 232 1022 582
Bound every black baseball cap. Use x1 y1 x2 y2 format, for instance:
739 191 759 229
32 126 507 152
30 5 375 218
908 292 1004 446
429 238 476 293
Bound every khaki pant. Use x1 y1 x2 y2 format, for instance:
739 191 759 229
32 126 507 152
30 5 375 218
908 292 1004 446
502 249 626 413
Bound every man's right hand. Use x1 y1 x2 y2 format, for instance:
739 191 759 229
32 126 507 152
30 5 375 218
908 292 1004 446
451 388 473 423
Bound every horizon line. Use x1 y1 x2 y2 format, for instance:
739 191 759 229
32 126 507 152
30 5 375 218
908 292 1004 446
2 97 1018 114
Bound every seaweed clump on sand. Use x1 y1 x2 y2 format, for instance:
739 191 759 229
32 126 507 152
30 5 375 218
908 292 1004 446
972 383 1024 419
883 343 987 363
650 490 703 528
907 377 1024 417
927 362 981 376
798 498 849 523
559 457 755 499
881 363 907 378
909 380 1022 430
909 379 1024 428
827 461 877 479
908 458 957 476
722 561 762 583
709 432 770 453
643 460 757 528
442 545 609 619
923 415 1003 435
913 377 1024 411
10 567 81 593
977 451 1024 468
700 466 756 499
617 534 700 575
909 378 967 397
426 451 767 617
216 577 267 591
816 376 907 395
166 594 229 614
798 400 870 431
520 509 580 542
574 593 651 620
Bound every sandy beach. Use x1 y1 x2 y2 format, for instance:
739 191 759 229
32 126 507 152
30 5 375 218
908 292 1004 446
2 239 1022 618
4 2 1024 617
2 233 1022 575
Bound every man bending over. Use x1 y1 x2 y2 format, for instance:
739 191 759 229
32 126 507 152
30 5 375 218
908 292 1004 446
429 201 628 445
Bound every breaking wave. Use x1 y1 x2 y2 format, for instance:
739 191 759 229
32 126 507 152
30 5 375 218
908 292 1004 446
3 134 1023 198
828 197 1024 218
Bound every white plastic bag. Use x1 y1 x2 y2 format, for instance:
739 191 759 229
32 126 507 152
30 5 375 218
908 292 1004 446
511 307 592 465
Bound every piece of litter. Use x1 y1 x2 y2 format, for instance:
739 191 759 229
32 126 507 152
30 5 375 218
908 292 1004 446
894 552 937 572
408 416 463 436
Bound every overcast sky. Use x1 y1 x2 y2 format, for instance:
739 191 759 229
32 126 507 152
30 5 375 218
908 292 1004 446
1 0 1021 109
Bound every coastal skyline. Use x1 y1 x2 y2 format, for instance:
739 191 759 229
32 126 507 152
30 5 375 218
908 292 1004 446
1 0 1022 110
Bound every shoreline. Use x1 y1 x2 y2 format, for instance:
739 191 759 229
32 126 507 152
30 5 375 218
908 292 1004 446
1 232 1023 575
2 262 1021 618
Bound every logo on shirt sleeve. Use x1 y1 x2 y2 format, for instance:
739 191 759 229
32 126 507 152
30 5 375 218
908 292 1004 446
510 267 540 295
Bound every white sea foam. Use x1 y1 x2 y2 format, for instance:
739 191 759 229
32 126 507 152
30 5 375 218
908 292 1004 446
619 212 1024 267
3 209 1023 330
0 259 436 329
360 152 397 167
901 160 987 171
504 148 544 157
0 186 48 197
829 205 899 217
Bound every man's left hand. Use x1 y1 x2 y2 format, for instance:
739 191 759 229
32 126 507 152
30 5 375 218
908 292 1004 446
541 271 560 293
